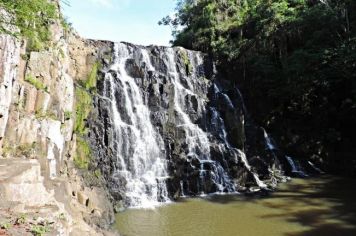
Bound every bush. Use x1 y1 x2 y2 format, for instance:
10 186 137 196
25 75 48 92
74 87 92 135
0 0 58 51
74 137 91 169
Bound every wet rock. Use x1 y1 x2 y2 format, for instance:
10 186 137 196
88 43 289 207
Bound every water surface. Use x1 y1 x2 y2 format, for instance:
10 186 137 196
115 176 356 236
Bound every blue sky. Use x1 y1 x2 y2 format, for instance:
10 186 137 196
61 0 176 46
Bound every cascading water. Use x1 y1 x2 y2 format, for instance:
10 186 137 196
103 43 170 208
285 156 308 177
209 83 267 189
263 129 276 151
165 48 235 194
92 42 297 208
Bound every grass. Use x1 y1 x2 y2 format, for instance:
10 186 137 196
2 142 37 158
74 137 91 169
25 75 48 92
0 222 11 230
16 214 27 224
94 169 102 178
64 111 72 120
30 225 51 236
35 109 57 120
73 61 101 170
74 87 92 135
85 62 101 92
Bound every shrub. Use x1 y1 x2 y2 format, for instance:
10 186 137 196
74 137 91 169
0 0 58 51
25 75 48 92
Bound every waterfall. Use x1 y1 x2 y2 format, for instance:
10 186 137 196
263 129 276 151
209 83 267 190
165 48 235 194
103 43 170 208
285 156 308 177
92 42 298 208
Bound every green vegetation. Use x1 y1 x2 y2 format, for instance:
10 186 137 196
74 87 92 135
0 0 58 51
94 169 102 178
85 62 101 92
0 222 11 230
60 15 73 35
74 86 92 169
58 213 66 221
74 136 91 169
179 49 193 75
73 62 102 170
35 109 57 120
64 111 72 120
2 142 37 158
31 224 51 236
16 214 27 225
162 0 356 175
25 75 48 92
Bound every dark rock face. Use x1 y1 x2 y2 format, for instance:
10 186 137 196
88 42 295 207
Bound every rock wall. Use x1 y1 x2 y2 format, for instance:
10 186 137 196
0 5 115 235
88 42 292 208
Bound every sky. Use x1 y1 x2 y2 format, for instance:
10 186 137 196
61 0 176 46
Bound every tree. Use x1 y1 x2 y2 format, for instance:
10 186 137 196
0 0 58 50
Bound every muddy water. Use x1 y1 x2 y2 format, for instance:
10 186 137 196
115 176 356 236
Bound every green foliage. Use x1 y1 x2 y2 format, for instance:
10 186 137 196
58 213 66 221
31 224 51 236
179 49 193 75
2 142 37 158
16 214 27 224
0 0 58 51
25 75 48 92
73 62 101 170
74 137 91 169
74 87 92 135
85 62 101 92
60 16 72 34
74 86 93 170
35 109 57 120
94 169 102 178
64 111 72 120
0 222 11 230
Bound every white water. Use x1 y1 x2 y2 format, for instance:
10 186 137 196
237 149 268 189
211 84 266 190
165 48 236 194
104 43 170 208
308 161 324 174
285 156 308 177
263 129 276 150
101 43 274 207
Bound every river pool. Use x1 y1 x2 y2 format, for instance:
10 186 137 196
115 176 356 236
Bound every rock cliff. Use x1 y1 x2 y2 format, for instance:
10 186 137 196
0 3 115 235
88 42 296 208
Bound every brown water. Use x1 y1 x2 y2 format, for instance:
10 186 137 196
115 176 356 236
